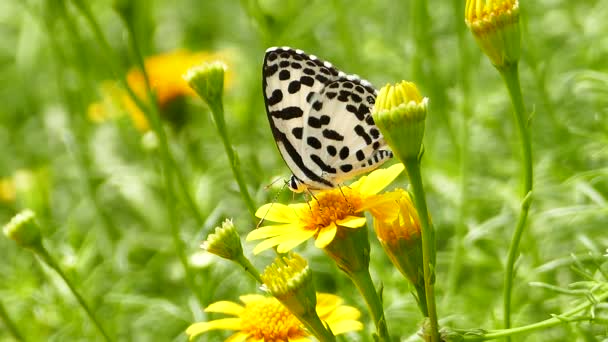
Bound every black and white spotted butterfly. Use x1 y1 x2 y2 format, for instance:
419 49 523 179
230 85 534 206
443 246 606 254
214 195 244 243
262 47 393 193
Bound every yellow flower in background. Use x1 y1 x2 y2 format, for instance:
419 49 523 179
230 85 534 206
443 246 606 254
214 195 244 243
88 50 232 131
186 293 362 341
0 178 16 203
247 163 404 254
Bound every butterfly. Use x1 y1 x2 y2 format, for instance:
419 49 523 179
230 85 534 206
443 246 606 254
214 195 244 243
262 47 392 193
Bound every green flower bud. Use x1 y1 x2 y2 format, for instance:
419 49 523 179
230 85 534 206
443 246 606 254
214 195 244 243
3 209 42 250
202 219 243 261
184 61 227 111
261 253 319 327
372 81 428 162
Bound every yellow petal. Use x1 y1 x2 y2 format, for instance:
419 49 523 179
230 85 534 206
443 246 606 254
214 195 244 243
328 320 364 335
185 318 241 339
290 338 311 342
324 305 361 322
314 223 337 248
239 294 267 304
226 332 249 342
276 229 316 253
356 163 404 196
205 301 244 316
252 235 288 254
246 223 301 241
254 203 300 222
336 216 367 228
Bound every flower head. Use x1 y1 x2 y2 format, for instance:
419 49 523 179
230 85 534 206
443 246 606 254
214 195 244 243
186 293 362 341
88 50 231 131
372 81 428 161
0 177 15 203
465 0 520 69
202 219 244 261
374 190 424 288
247 163 405 254
3 209 42 250
184 61 228 112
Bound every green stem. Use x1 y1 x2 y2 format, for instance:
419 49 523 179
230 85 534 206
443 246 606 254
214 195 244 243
403 157 440 342
463 287 608 341
446 0 473 298
235 254 263 284
499 64 533 336
35 246 112 341
42 1 121 242
71 0 204 228
206 100 256 218
119 13 206 308
349 270 390 341
300 312 336 342
0 301 24 341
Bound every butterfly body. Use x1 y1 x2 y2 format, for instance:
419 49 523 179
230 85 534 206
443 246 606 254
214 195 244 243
262 47 392 192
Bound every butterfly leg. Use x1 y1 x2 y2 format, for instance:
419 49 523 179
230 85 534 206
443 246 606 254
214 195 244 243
337 184 355 214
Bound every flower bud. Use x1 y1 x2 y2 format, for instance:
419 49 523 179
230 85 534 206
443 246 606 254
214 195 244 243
202 219 244 261
184 61 227 111
3 209 42 250
465 0 520 69
372 81 428 162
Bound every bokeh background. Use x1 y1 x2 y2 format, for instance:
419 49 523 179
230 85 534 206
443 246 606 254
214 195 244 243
1 0 607 341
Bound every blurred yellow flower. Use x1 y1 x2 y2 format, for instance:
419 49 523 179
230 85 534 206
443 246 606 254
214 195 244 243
247 163 404 254
0 178 16 203
186 293 362 341
88 50 232 131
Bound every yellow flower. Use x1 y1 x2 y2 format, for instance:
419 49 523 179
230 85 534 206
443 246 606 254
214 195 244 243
88 50 232 131
373 190 426 308
372 81 428 162
0 177 15 203
247 163 404 254
465 0 520 69
186 293 362 341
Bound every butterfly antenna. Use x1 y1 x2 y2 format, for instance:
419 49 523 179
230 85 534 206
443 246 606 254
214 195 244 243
256 179 289 229
264 176 284 190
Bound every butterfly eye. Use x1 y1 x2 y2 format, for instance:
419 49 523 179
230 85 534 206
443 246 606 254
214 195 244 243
289 176 300 192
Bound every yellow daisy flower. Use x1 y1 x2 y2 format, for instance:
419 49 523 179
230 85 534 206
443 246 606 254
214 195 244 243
88 50 232 131
247 163 404 254
0 177 16 203
186 293 362 341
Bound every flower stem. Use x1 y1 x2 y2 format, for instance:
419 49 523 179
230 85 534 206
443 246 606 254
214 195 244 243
463 286 608 341
35 246 112 342
235 254 263 284
349 270 390 341
72 0 205 227
205 99 257 218
301 312 337 342
499 64 533 336
403 157 440 342
0 301 24 341
118 12 206 308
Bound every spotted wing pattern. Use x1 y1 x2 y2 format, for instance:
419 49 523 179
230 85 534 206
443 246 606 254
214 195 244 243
262 46 392 190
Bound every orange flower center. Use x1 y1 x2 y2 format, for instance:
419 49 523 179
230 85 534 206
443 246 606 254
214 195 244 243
240 297 305 341
303 188 362 229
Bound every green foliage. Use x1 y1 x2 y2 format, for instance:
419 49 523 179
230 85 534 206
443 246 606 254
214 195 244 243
1 0 607 341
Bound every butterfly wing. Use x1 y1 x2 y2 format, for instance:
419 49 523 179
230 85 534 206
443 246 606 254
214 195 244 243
262 46 393 190
262 47 343 189
301 78 393 186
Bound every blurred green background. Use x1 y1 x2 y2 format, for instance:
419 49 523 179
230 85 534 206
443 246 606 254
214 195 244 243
1 0 607 341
